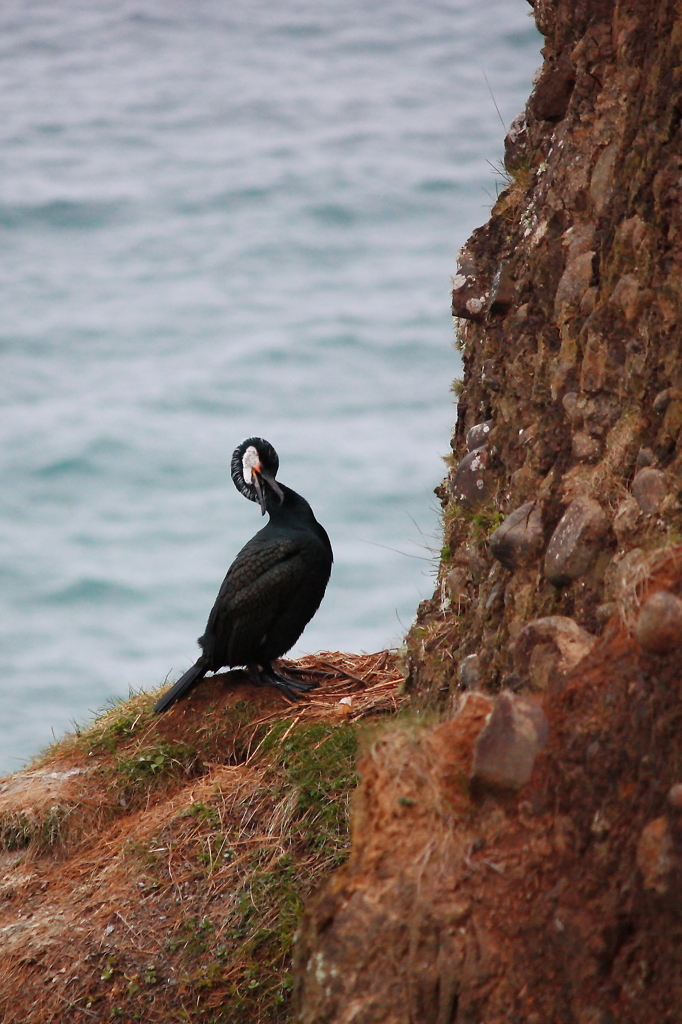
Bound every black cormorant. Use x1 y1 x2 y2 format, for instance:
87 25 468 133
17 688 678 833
154 438 333 713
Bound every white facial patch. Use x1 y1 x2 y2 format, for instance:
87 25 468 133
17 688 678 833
242 445 260 484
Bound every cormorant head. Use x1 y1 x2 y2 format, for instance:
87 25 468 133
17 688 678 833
231 437 284 515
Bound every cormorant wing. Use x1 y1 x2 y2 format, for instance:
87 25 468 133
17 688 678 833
202 534 312 665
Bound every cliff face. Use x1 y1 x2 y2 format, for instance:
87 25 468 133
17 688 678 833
410 0 682 704
296 1 682 1021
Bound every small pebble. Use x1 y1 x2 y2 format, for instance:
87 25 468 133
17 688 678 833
636 817 674 895
632 467 667 514
544 496 609 587
450 446 490 510
447 567 467 602
481 360 501 392
668 783 682 810
571 431 601 463
652 388 682 414
459 654 482 690
513 615 596 690
488 501 544 570
470 691 549 792
634 590 682 653
466 420 493 452
636 447 657 467
488 260 515 315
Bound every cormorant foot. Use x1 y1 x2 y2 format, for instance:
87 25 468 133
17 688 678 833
247 663 316 700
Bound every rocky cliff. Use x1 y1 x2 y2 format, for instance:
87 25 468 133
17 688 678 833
4 2 682 1022
295 1 682 1021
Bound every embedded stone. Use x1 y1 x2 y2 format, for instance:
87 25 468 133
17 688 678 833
488 261 515 315
590 142 618 213
580 286 598 316
634 590 682 654
466 420 493 452
603 547 648 607
632 467 667 514
470 691 549 792
652 388 682 414
488 501 544 570
543 496 610 586
446 567 467 602
610 273 651 322
481 359 501 392
636 817 675 896
636 447 656 467
512 616 597 691
459 654 482 690
595 602 617 625
668 784 682 810
451 261 488 321
450 446 490 510
555 251 595 321
571 431 601 463
528 54 576 122
504 110 528 171
613 495 641 544
485 580 504 611
562 391 582 426
466 547 488 578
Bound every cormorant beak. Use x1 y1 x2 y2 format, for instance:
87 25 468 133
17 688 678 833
253 468 284 515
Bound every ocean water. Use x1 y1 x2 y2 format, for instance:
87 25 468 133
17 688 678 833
0 0 541 774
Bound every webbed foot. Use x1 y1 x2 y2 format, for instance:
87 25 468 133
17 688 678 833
247 662 316 700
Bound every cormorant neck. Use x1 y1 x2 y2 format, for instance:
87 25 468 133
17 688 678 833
264 482 316 524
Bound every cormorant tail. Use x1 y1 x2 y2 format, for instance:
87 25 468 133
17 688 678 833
154 660 207 714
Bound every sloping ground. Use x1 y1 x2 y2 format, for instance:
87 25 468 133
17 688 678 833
296 552 682 1023
0 652 404 1024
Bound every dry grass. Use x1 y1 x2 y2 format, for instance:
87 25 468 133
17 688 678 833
0 650 405 1024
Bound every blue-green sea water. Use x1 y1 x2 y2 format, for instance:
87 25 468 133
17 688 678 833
0 0 541 773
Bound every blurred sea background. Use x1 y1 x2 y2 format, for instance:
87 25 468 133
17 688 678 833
0 0 541 774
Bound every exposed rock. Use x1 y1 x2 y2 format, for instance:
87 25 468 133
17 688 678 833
512 616 597 691
458 653 482 690
634 590 682 654
595 601 617 624
668 784 682 810
470 691 548 792
481 359 501 392
488 261 515 316
636 447 657 467
528 53 576 122
503 110 528 171
636 817 676 897
450 446 490 509
652 388 682 414
589 142 618 214
656 398 682 456
466 547 488 577
632 467 667 514
451 254 489 321
466 419 493 452
610 272 651 322
613 495 641 544
543 496 610 587
603 547 648 605
446 567 467 602
555 250 595 324
562 391 583 427
571 431 601 463
488 501 544 570
484 579 505 611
